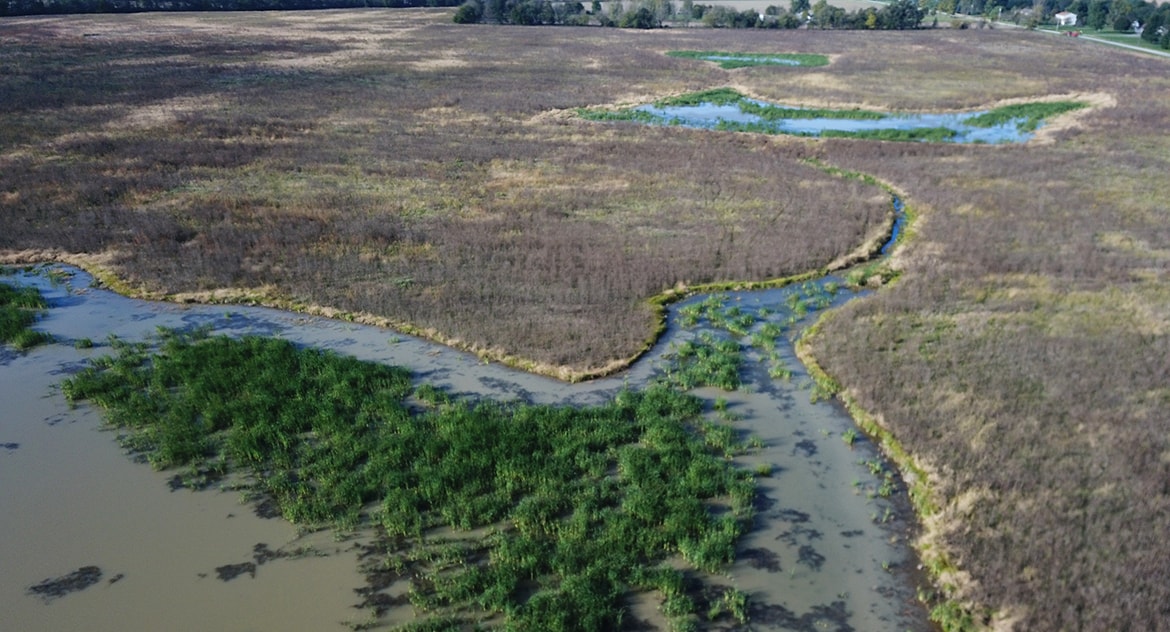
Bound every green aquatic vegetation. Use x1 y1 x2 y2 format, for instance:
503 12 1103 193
750 324 781 352
678 302 703 328
842 428 858 447
965 101 1086 132
655 87 744 107
667 50 829 69
0 281 52 350
820 127 959 142
661 331 742 391
738 100 885 121
574 107 664 124
62 331 758 629
707 587 750 623
768 361 792 381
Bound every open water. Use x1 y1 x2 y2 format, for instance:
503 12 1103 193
635 100 1037 143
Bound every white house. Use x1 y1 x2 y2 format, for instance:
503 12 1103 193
1054 11 1077 26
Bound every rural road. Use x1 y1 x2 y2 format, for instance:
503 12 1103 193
1038 28 1170 58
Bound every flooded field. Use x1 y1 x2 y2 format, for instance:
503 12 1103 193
1 265 931 630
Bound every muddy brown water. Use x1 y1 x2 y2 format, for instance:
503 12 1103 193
1 265 932 631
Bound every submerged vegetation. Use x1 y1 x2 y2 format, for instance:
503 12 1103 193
659 282 841 392
61 329 758 629
0 278 51 350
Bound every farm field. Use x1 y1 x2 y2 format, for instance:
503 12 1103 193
2 8 1169 631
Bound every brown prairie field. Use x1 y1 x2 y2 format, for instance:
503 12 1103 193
3 9 1170 631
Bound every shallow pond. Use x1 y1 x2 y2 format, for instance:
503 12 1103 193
635 100 1037 143
1 263 930 631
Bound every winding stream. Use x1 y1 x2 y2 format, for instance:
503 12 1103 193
1 201 930 631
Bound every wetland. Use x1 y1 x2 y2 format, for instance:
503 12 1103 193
2 258 928 631
579 88 1087 143
3 8 1169 631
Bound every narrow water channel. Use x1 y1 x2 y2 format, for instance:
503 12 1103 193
1 218 930 631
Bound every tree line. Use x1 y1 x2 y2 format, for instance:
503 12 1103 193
0 0 459 17
925 0 1169 44
455 0 927 29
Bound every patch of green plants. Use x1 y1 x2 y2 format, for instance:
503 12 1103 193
666 50 830 69
654 87 745 107
0 281 52 350
964 101 1086 132
61 329 758 629
820 127 959 142
574 107 664 124
661 331 743 391
842 428 858 447
737 100 885 121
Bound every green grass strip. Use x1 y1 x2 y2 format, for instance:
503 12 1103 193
654 87 745 107
964 101 1086 132
738 99 886 121
667 50 830 69
574 107 664 123
62 329 758 629
820 127 959 142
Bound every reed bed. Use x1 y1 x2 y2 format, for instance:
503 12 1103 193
0 277 51 349
61 328 757 629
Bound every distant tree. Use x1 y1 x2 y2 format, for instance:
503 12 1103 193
487 0 507 21
1141 5 1170 42
619 4 656 26
1065 0 1088 23
452 0 482 22
880 0 924 27
1086 0 1108 27
810 0 846 25
1108 0 1131 25
790 0 809 14
608 0 623 20
555 0 583 20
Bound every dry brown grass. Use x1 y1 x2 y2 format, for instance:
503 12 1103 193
0 10 888 373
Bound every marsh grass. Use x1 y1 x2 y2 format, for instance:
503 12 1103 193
0 13 890 376
964 101 1088 131
0 279 52 350
820 127 959 142
62 330 758 629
